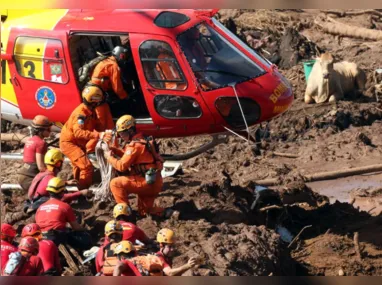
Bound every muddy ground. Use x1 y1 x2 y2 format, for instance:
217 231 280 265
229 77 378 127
2 9 382 276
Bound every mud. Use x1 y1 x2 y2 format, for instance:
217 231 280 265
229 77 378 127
3 9 382 276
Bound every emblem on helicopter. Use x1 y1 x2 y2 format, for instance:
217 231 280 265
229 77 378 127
35 87 56 109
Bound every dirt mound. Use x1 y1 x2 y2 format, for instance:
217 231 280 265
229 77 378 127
139 218 295 276
293 233 382 276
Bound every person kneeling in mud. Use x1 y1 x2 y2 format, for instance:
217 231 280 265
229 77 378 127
35 177 92 251
156 228 202 276
113 241 163 276
25 148 92 214
2 237 44 276
96 220 124 276
17 115 52 193
104 115 175 218
21 223 62 276
102 203 151 247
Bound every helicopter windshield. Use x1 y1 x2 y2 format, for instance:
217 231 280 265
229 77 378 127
177 22 266 91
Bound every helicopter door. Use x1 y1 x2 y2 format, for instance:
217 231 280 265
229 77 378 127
129 33 215 137
5 28 81 123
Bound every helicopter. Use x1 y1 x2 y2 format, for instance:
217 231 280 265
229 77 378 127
1 9 293 168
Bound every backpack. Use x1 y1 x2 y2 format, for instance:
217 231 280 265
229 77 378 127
78 54 108 88
130 254 164 276
27 171 54 201
3 252 26 276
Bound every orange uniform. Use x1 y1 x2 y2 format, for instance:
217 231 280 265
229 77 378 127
156 53 186 90
90 56 128 130
59 104 101 189
107 133 164 216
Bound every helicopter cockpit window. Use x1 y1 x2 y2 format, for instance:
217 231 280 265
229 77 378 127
154 11 190 28
154 95 202 119
177 23 266 91
139 40 187 90
13 37 68 84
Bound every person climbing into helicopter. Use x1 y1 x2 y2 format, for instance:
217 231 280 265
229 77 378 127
103 115 175 218
1 223 17 272
34 177 92 250
2 237 44 276
21 223 62 276
88 45 131 130
59 85 112 190
95 220 124 276
25 148 92 214
156 228 202 276
17 115 52 192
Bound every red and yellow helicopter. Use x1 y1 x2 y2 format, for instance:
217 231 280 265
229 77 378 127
1 9 293 163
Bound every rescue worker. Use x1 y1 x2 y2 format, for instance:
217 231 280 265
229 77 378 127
25 148 91 213
156 228 201 276
95 220 123 275
2 237 44 276
17 115 52 192
59 85 112 189
104 115 173 218
21 223 61 276
102 203 150 246
0 223 17 272
112 241 142 276
90 45 130 130
35 177 91 250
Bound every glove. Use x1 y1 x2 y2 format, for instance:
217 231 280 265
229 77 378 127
100 130 112 143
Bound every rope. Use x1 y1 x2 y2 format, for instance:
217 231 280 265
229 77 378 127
92 140 115 201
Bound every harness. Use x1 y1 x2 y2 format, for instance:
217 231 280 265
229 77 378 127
78 54 108 89
129 136 164 177
101 243 119 276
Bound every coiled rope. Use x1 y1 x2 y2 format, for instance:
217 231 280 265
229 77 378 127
92 140 115 201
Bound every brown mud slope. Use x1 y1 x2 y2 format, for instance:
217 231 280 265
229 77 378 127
3 9 382 276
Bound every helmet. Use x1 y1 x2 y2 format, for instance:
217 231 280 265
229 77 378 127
1 223 16 239
46 177 66 194
44 148 64 167
31 115 52 130
19 237 39 255
113 203 132 219
112 46 129 63
82 85 104 104
156 228 175 244
21 223 42 239
113 240 135 255
116 115 136 133
104 220 123 237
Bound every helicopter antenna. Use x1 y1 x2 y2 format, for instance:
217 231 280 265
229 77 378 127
226 83 257 143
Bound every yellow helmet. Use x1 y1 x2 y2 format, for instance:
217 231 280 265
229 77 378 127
82 85 104 104
46 177 66 194
156 228 175 244
116 115 136 133
104 220 123 237
44 148 64 167
113 240 136 255
113 203 132 219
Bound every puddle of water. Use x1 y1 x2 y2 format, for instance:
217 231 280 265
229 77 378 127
307 173 382 204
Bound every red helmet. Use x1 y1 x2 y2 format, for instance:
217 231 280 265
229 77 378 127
21 223 41 238
19 237 39 255
1 223 16 240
